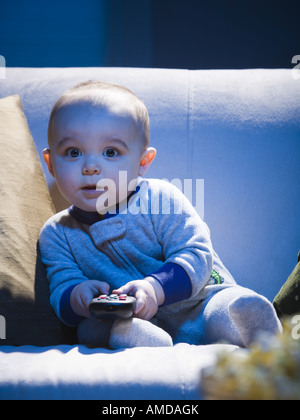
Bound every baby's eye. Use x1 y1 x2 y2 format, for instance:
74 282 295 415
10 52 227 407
66 148 82 158
103 148 119 158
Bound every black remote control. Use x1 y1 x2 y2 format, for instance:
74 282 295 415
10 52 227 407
89 294 136 320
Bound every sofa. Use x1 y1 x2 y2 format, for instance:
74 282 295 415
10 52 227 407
0 67 299 400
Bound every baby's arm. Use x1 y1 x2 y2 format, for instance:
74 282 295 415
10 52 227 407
148 181 214 302
39 216 109 326
113 276 165 320
115 181 214 320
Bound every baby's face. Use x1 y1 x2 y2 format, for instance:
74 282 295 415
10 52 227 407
46 103 150 212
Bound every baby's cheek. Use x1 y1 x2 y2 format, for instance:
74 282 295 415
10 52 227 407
55 173 77 201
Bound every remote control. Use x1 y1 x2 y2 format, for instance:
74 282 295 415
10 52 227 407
89 294 136 320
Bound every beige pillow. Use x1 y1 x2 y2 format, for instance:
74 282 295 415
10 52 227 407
0 95 75 345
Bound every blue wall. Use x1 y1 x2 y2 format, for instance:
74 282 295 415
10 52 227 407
152 0 300 69
0 0 109 67
0 0 299 69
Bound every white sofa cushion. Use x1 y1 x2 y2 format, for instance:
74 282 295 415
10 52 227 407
0 343 237 400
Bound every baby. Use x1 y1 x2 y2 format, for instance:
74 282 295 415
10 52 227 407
39 80 282 349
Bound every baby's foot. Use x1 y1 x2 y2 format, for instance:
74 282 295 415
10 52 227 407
229 293 282 347
77 317 173 349
109 318 173 349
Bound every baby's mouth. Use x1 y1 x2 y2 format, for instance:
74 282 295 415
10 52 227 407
81 184 107 193
82 184 97 190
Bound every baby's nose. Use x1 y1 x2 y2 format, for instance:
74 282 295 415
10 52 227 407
82 158 101 175
83 167 100 175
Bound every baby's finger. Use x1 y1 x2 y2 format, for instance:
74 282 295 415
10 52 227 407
134 290 147 315
113 282 135 296
90 280 110 296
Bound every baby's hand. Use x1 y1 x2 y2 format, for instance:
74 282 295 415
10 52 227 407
70 280 110 318
113 277 165 321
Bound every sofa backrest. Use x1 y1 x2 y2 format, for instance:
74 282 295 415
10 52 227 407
0 67 299 301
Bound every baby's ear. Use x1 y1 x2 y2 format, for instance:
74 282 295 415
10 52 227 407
139 147 156 176
43 148 55 177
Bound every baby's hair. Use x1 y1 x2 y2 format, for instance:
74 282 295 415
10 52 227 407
48 80 150 148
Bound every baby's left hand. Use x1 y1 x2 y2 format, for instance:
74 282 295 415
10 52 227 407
113 277 165 321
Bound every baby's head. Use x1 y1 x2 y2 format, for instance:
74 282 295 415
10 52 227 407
43 81 156 213
48 81 150 150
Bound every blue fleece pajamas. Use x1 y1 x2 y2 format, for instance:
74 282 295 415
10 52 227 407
39 178 281 348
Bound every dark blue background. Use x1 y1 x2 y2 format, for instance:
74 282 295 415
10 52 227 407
0 0 299 69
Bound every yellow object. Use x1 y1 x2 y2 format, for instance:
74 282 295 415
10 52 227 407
201 319 300 400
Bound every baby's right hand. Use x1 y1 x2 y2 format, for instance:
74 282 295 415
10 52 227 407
70 280 110 318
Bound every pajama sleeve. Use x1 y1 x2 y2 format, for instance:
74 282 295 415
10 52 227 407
39 217 89 327
150 262 192 306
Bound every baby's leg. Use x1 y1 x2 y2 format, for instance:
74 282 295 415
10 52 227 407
201 286 282 347
77 317 173 349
